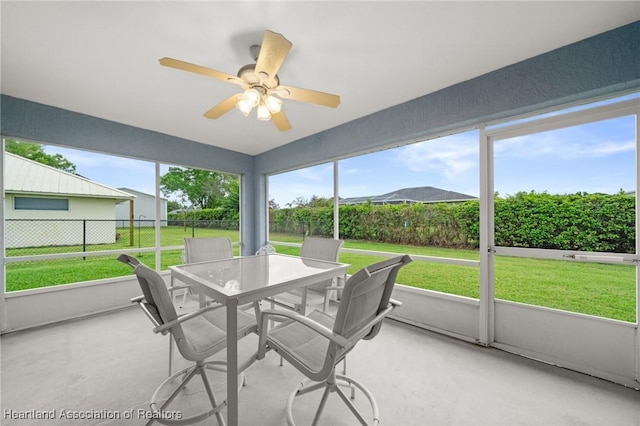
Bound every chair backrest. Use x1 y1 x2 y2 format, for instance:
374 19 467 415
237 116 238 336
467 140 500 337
117 254 190 352
300 238 344 292
333 255 412 344
184 237 233 264
117 254 178 326
255 244 277 255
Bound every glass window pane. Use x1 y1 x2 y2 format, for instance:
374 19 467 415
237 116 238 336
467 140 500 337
494 115 636 253
14 197 68 211
160 166 240 268
4 142 158 290
492 102 637 322
268 162 335 245
339 130 480 254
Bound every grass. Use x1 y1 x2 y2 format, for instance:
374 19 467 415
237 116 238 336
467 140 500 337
271 236 636 322
5 228 636 323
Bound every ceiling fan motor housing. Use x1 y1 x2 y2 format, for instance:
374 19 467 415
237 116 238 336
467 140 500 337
237 63 279 89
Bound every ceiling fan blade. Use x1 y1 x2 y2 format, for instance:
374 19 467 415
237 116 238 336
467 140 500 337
271 110 292 131
255 31 292 79
276 85 340 108
159 57 245 86
203 95 239 119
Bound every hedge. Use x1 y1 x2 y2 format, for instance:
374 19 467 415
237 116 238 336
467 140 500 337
270 191 635 253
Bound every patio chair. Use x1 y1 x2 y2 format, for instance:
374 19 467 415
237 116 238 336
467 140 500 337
268 237 344 313
176 236 234 306
257 254 412 426
255 244 277 255
117 254 257 426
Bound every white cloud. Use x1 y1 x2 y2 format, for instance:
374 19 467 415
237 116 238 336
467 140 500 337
494 126 635 160
288 163 333 182
393 133 478 179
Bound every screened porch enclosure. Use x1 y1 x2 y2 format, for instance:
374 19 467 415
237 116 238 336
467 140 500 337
1 12 639 420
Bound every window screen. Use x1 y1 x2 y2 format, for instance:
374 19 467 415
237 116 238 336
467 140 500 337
14 197 69 211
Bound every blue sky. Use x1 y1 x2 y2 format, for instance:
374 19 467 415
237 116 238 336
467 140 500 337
42 95 637 208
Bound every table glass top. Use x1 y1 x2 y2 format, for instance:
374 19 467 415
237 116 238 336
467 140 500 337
170 254 346 298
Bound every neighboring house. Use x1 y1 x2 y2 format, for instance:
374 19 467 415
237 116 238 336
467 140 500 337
115 187 167 227
339 186 477 205
4 152 134 248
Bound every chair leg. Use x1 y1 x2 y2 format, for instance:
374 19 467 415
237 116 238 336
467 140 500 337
149 361 229 426
180 288 188 307
334 384 369 426
286 373 380 426
311 385 332 426
168 336 173 377
151 365 199 418
198 367 226 426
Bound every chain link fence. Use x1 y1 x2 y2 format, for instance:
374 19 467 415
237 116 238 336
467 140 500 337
268 220 333 240
5 219 240 256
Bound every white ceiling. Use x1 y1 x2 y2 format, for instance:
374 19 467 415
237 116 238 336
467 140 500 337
2 1 638 156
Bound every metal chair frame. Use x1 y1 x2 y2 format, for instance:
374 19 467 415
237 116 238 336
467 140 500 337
118 254 257 426
257 255 412 426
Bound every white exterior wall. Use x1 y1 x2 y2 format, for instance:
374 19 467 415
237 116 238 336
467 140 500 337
115 191 166 227
5 195 121 248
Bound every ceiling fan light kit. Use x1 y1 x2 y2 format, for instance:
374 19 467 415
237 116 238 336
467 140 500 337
159 30 340 131
235 86 283 119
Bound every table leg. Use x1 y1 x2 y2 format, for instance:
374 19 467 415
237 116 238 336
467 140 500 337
300 287 309 316
226 297 239 426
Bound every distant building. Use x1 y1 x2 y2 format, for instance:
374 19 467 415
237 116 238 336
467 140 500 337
339 186 476 205
4 152 134 248
115 188 168 227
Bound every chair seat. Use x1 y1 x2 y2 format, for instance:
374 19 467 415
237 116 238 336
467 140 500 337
269 310 335 372
182 308 256 357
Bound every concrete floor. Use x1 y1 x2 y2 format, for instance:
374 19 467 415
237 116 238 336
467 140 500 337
2 305 639 426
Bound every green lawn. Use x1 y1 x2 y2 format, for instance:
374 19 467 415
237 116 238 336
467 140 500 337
5 228 636 323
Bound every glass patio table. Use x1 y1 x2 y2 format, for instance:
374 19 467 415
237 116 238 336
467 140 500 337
169 253 348 426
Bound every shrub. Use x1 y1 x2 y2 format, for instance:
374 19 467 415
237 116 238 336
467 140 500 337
269 191 635 253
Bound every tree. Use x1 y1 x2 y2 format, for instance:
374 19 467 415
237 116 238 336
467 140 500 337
220 176 240 220
160 167 235 210
308 195 334 208
5 139 77 173
286 195 333 208
286 196 309 208
269 199 280 210
166 200 182 212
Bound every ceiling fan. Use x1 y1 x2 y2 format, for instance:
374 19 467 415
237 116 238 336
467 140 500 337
159 30 340 131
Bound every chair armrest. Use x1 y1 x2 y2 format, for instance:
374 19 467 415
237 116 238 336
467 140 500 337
167 285 190 294
131 298 163 329
389 298 402 308
153 303 224 334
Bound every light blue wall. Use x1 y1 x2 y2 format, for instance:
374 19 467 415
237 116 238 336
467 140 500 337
2 21 639 254
0 96 253 174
